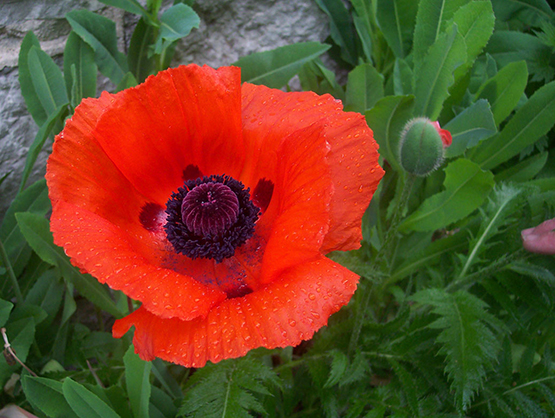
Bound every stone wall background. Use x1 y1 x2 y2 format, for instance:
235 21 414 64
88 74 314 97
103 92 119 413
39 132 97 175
0 0 329 220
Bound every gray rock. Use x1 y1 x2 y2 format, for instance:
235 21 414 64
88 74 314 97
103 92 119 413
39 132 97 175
0 0 329 221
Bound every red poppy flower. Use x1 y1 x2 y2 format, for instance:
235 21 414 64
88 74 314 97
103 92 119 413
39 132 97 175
431 121 452 147
46 64 384 367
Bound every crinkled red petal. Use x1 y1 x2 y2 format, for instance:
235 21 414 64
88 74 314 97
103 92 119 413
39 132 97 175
50 200 226 321
241 83 383 254
112 256 359 368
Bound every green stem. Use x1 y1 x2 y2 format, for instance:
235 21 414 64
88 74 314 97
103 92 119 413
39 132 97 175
0 237 23 302
349 174 415 354
376 173 416 272
445 248 526 293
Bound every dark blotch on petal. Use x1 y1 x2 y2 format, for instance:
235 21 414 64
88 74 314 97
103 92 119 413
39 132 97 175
225 283 253 299
252 178 274 213
139 202 166 231
182 164 203 181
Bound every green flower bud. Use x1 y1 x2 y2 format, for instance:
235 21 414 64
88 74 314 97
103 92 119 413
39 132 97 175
398 117 445 176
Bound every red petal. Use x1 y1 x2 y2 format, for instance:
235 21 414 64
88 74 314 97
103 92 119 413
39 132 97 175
89 65 243 205
112 256 359 368
241 84 383 254
320 112 383 252
50 200 226 320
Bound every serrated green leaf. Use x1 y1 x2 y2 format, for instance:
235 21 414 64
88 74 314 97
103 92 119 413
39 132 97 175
124 345 152 418
153 3 200 55
21 375 79 418
444 99 497 158
324 350 349 388
18 32 47 125
449 0 495 81
128 18 156 83
400 159 494 232
411 289 500 412
0 180 50 281
365 95 414 172
315 0 358 66
470 80 555 170
414 24 467 119
413 0 470 64
66 10 127 85
234 42 331 89
27 46 68 117
388 359 420 417
15 212 123 318
64 31 97 108
180 356 278 418
345 64 384 113
19 104 68 192
63 378 122 418
376 0 418 58
475 60 528 126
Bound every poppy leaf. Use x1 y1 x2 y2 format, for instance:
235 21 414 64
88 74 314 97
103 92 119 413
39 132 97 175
18 31 47 126
314 0 358 66
345 64 384 113
388 228 471 285
128 17 156 83
153 3 200 55
0 299 13 328
414 24 467 120
450 1 495 89
151 359 185 400
124 346 152 418
376 0 418 59
352 14 373 63
19 104 68 193
474 60 529 126
412 0 469 65
234 42 331 89
298 59 344 100
0 180 50 281
393 59 414 95
62 378 122 418
388 359 421 417
399 158 494 232
15 212 123 318
0 317 35 384
25 269 64 327
21 376 79 418
485 31 553 83
98 0 149 18
443 99 497 158
66 10 128 85
27 46 68 118
469 80 555 170
115 71 138 92
64 31 97 108
365 95 415 172
495 152 548 183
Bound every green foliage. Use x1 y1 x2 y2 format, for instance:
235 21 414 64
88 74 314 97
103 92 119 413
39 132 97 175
5 0 555 417
179 356 280 417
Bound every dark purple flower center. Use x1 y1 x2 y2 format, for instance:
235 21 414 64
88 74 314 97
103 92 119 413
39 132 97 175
165 175 260 263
